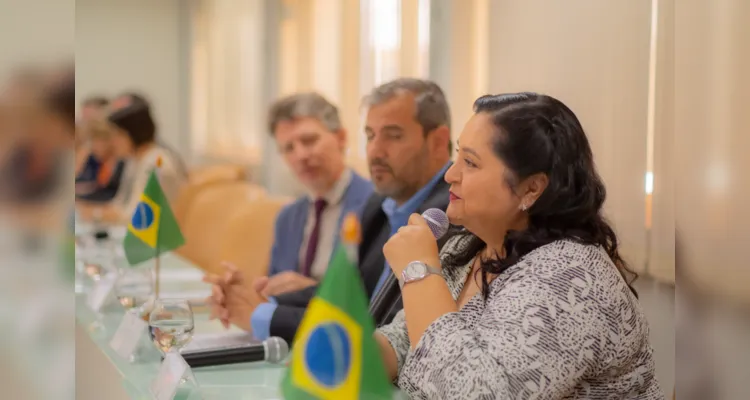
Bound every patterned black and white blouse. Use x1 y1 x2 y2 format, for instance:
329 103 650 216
378 235 664 399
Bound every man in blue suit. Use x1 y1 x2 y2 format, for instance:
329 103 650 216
205 92 372 331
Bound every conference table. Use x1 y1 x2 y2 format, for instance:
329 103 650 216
75 223 287 399
75 222 406 400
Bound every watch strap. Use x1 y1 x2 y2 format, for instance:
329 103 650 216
399 263 443 289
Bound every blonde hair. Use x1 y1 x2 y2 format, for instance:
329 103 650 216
80 118 114 140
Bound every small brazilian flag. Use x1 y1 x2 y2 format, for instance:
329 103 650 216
123 170 184 265
282 215 391 400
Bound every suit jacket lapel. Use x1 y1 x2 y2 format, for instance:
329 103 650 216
358 194 388 296
330 172 372 263
288 198 309 272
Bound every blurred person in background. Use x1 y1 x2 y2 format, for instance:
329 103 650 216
77 92 187 223
79 96 109 123
206 79 453 344
74 118 125 202
0 69 44 161
254 92 373 285
0 67 74 208
204 92 373 332
0 70 46 195
43 64 76 138
75 96 109 172
375 93 662 398
0 64 76 400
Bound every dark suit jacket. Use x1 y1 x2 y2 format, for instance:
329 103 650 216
266 171 373 277
270 177 451 344
75 155 126 202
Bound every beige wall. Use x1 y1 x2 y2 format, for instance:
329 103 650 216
433 0 489 146
674 0 750 305
0 0 74 81
75 0 188 155
486 0 653 274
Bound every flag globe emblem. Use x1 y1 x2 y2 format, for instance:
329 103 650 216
304 323 352 387
131 201 155 230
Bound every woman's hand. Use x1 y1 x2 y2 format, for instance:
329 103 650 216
383 213 441 276
384 214 455 350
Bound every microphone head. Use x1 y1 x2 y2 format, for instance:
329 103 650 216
421 208 449 239
264 337 289 364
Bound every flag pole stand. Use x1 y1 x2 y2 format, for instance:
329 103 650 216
154 156 163 301
142 253 161 323
154 253 161 299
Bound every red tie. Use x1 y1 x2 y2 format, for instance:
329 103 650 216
301 198 328 277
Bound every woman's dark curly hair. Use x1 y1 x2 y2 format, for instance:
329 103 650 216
108 92 156 148
444 92 637 298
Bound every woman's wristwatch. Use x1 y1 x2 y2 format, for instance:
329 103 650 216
399 261 443 289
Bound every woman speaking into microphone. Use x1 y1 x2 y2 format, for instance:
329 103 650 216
375 93 663 399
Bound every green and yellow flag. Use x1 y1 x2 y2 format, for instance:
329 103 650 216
123 167 184 266
281 214 392 400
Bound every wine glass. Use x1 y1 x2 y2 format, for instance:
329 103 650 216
83 262 103 281
148 299 195 355
114 267 154 315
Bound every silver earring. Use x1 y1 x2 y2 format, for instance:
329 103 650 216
520 203 528 211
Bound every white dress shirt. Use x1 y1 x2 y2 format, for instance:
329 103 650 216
297 168 352 279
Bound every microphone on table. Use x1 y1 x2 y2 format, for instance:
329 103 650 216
94 231 109 240
180 336 289 368
368 208 450 326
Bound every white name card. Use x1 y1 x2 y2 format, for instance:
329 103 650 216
150 352 190 400
109 311 149 360
87 273 116 312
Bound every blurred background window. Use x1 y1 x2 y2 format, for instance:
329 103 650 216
189 0 266 166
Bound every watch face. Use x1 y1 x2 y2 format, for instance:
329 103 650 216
405 262 427 280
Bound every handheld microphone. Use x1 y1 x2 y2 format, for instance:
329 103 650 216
369 208 449 326
421 208 450 239
180 336 289 368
